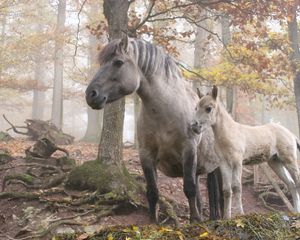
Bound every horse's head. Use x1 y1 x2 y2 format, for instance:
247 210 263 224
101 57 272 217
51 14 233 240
191 86 218 134
85 36 140 109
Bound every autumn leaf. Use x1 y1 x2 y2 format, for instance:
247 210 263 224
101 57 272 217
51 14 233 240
235 218 245 228
199 231 209 238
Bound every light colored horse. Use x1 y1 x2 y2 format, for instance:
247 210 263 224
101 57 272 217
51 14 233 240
191 85 300 218
85 36 223 222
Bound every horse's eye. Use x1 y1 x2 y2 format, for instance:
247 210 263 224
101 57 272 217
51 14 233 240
113 59 124 67
205 106 212 113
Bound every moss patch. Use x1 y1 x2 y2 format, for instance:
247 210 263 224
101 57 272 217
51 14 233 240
65 160 138 195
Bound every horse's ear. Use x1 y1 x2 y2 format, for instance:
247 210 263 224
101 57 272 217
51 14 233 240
118 34 129 53
196 88 204 99
212 85 218 100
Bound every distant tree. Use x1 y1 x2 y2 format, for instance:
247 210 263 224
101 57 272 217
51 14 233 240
51 0 66 129
288 4 300 135
32 1 46 120
82 0 103 143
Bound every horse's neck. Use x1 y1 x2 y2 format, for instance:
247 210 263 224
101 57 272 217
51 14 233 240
212 103 238 138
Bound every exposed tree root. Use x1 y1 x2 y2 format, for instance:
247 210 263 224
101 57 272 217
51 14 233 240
0 192 40 200
259 191 281 212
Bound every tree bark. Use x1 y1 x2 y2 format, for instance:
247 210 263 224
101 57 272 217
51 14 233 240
97 0 129 163
288 8 300 137
51 0 66 129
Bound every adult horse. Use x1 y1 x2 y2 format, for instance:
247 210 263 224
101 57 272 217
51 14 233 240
192 85 300 219
85 36 222 222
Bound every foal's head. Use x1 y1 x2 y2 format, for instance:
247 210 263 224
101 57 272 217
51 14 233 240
85 36 140 109
191 86 219 134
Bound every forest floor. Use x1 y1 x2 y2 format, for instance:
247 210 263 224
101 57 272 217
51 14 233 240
0 139 298 240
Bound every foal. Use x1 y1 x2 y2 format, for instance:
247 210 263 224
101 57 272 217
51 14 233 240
191 85 300 218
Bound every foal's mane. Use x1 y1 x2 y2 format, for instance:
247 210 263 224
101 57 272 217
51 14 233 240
98 38 182 82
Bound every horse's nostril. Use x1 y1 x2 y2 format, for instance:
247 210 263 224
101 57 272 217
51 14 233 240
89 89 99 99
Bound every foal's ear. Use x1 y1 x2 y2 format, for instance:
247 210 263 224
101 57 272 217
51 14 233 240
212 85 218 100
118 34 129 53
196 88 204 99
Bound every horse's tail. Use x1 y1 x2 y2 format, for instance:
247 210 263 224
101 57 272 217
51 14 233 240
207 167 224 220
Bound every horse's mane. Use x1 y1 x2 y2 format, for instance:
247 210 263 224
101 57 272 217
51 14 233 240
98 38 182 82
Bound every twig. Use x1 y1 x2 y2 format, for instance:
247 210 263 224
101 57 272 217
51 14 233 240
3 114 29 135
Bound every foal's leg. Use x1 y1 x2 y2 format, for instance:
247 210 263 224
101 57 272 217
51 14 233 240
183 146 201 222
220 163 233 219
140 149 159 222
268 159 300 213
232 163 244 215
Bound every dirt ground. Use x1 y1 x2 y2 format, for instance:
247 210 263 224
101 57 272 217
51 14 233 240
0 139 288 239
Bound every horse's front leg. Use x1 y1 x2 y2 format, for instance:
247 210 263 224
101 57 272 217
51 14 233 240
232 162 244 215
140 149 159 223
220 163 233 219
183 145 201 222
196 175 203 218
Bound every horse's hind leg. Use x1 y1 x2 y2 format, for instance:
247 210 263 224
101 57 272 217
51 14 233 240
268 159 300 213
140 149 159 223
220 163 233 219
207 168 223 220
232 163 244 215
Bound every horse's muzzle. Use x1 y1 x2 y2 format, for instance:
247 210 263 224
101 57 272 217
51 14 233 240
85 87 107 110
190 120 202 135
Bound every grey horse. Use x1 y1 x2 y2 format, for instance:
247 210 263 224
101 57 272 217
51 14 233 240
86 36 222 222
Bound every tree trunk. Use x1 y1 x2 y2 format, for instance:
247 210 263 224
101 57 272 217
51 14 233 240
288 8 300 137
193 9 210 90
0 12 7 78
51 0 66 129
97 0 129 164
221 13 236 118
32 17 46 120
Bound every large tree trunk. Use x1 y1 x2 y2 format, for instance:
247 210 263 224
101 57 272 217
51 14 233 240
97 0 129 163
51 0 66 129
67 0 141 207
288 9 300 136
221 13 236 119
